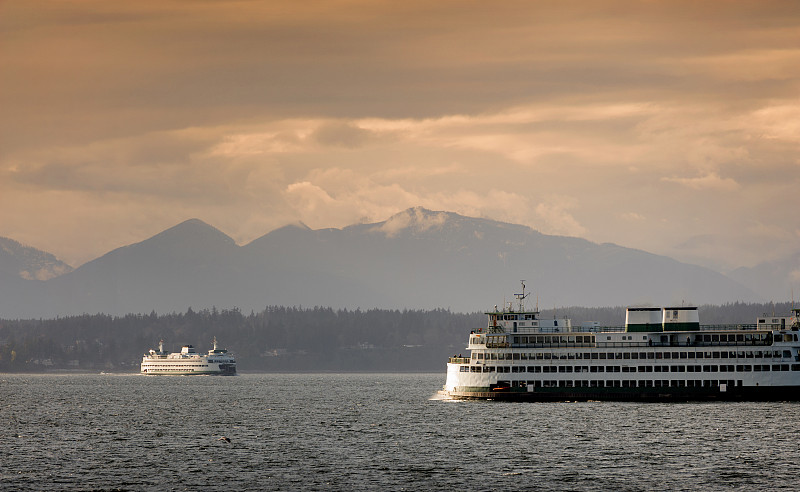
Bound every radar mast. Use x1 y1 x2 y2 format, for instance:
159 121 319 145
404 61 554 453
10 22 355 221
514 280 529 312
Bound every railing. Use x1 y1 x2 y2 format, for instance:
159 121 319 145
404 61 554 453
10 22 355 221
504 341 775 349
448 357 470 364
698 324 759 331
511 342 597 349
497 323 762 334
508 326 625 334
494 339 775 349
597 340 772 348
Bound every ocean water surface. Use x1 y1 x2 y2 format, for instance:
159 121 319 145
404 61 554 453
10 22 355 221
2 373 799 491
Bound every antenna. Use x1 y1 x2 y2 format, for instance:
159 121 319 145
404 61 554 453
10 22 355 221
514 280 529 312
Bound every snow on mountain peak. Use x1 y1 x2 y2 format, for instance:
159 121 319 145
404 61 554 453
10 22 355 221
375 207 450 237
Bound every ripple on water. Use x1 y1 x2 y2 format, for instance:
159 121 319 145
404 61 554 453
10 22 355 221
2 374 800 490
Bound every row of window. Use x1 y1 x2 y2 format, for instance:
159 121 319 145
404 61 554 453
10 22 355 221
472 350 793 361
512 335 596 344
496 314 537 321
461 364 799 373
505 379 740 389
500 333 779 345
142 368 204 372
142 364 210 368
697 333 795 342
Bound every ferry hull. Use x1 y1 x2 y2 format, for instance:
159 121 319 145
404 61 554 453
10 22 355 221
441 386 800 402
141 373 236 376
141 368 237 376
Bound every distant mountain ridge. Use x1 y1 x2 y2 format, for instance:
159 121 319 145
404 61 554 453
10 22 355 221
0 237 73 281
0 207 764 319
729 253 800 303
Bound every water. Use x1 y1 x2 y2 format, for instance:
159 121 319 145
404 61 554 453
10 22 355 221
2 373 799 491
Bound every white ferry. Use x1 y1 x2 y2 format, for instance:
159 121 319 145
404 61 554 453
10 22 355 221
442 283 800 401
141 338 236 375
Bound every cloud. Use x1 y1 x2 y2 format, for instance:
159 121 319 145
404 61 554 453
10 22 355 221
534 199 587 237
748 102 800 142
209 130 307 157
283 170 419 229
312 122 378 148
285 181 336 211
282 162 545 236
621 212 646 222
661 172 741 191
2 0 800 272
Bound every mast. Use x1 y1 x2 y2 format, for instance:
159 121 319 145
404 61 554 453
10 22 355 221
514 280 529 312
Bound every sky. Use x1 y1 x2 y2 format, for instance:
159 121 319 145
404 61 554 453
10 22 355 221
1 0 799 272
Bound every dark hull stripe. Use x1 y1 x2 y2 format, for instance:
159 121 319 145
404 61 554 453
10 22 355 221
446 386 800 402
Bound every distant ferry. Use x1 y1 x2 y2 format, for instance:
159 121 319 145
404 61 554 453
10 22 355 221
141 338 236 375
441 283 800 401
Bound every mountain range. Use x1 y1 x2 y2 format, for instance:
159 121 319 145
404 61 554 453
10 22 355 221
0 207 791 319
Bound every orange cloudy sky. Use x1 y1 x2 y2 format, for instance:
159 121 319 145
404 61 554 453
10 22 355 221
1 0 799 271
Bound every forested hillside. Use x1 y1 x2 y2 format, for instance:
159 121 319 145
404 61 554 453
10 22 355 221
0 301 793 373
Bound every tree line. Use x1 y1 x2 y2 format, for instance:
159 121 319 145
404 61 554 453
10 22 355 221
0 301 793 372
0 306 482 372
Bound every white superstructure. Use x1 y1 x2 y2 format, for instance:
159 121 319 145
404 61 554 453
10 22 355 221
442 283 800 401
141 338 236 375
